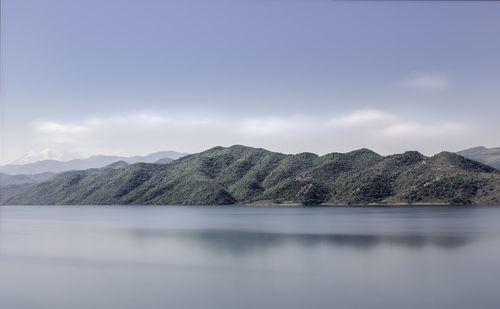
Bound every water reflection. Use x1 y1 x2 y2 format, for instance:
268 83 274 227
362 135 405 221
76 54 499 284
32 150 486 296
129 228 473 253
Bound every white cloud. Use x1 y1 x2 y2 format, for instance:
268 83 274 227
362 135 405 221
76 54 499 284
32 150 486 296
379 123 419 137
28 114 233 159
380 122 464 138
328 109 464 140
238 119 288 135
237 116 311 136
400 73 450 91
328 109 396 127
34 121 89 134
31 121 91 146
20 110 468 163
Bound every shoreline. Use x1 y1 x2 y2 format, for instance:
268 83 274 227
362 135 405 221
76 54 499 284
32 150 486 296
2 203 496 207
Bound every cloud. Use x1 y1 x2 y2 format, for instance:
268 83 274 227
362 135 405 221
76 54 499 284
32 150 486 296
32 121 90 146
327 109 395 127
379 123 419 137
380 122 464 138
34 121 89 134
24 110 468 162
400 73 450 91
237 119 290 135
237 116 311 136
30 114 224 156
328 109 464 139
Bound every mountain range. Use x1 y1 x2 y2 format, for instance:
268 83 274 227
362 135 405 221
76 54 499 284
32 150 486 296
0 151 188 175
1 145 499 206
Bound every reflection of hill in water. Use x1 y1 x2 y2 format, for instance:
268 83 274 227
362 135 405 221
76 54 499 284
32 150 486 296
130 228 473 254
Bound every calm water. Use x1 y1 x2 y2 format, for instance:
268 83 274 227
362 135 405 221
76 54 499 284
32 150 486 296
1 206 500 309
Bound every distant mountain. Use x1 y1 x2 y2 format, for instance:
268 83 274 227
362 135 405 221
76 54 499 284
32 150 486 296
0 173 36 186
0 172 56 186
0 151 188 175
11 148 77 164
2 145 499 206
456 146 500 169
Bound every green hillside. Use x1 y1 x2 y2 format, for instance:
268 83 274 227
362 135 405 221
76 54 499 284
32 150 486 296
2 145 500 205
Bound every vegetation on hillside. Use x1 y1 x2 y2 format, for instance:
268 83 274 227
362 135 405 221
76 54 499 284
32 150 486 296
2 145 500 205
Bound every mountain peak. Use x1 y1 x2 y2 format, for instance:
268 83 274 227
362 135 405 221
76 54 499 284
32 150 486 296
346 148 381 158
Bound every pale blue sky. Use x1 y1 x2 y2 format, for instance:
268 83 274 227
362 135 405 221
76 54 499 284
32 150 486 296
1 0 500 163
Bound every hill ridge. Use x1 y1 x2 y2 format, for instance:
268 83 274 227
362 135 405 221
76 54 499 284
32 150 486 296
2 145 499 206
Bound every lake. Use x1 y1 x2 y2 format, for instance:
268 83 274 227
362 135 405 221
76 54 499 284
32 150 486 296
1 205 500 309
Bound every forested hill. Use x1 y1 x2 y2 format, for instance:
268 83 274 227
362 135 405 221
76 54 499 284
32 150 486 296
2 145 500 205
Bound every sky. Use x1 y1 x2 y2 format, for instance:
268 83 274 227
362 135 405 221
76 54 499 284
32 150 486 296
1 0 500 164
